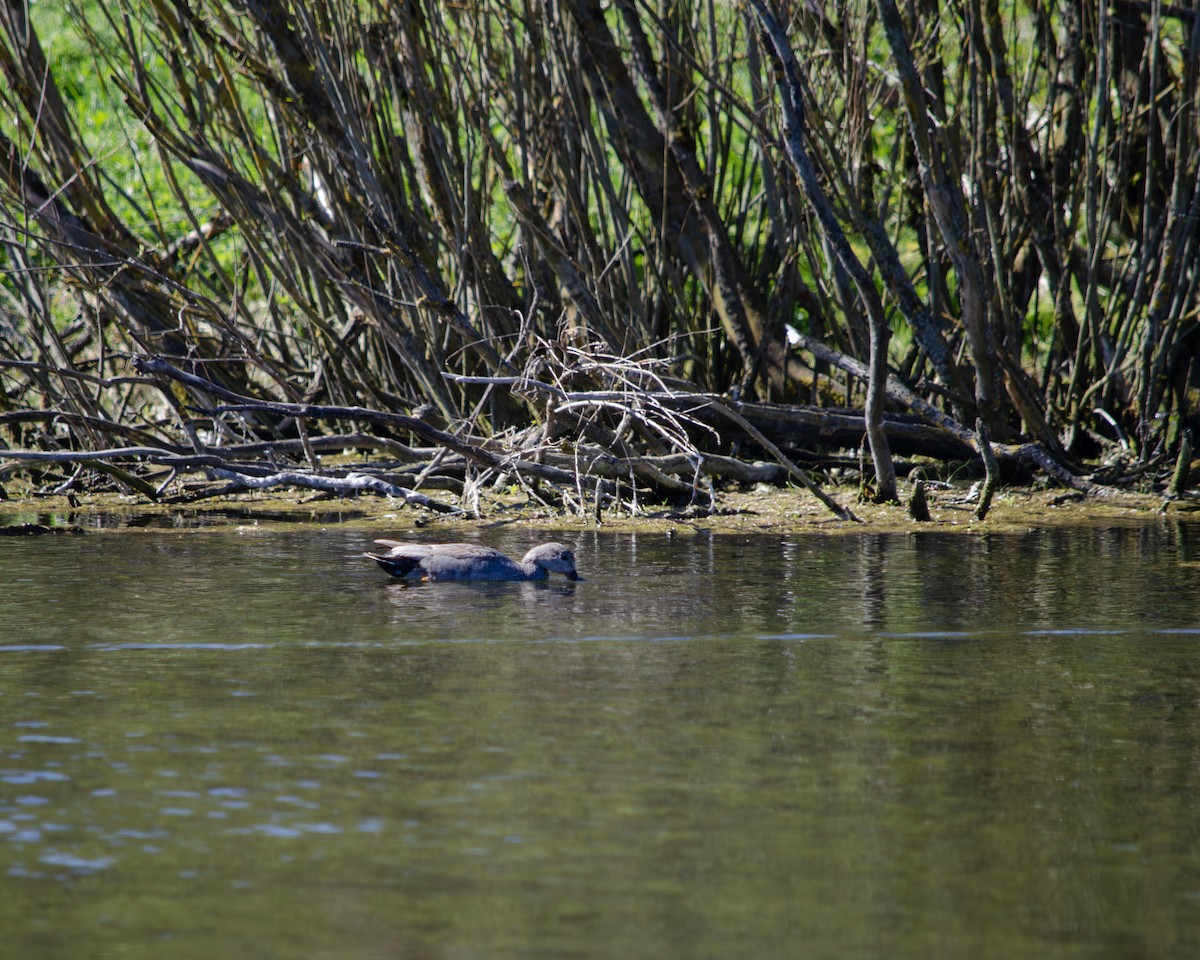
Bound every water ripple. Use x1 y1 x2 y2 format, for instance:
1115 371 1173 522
0 646 66 653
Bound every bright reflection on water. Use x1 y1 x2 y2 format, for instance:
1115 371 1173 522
2 522 1199 959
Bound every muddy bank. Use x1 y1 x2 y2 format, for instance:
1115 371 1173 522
1 484 1194 538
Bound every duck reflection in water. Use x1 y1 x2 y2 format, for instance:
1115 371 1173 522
365 541 583 582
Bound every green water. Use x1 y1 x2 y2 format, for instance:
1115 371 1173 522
2 523 1199 958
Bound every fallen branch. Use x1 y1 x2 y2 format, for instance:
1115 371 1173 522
208 468 461 512
447 372 857 520
700 399 858 521
138 355 731 500
0 445 459 511
135 355 578 487
788 329 1101 492
0 410 185 450
1 445 275 472
720 402 974 460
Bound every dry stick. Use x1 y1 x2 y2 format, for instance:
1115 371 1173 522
0 445 460 513
207 468 455 508
447 372 856 521
788 330 1102 493
80 459 161 500
1 446 255 470
702 400 859 522
0 359 152 388
133 355 582 488
0 409 186 450
456 373 975 455
446 370 714 500
211 433 427 461
0 427 431 467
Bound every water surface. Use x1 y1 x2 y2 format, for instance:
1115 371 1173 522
2 523 1199 958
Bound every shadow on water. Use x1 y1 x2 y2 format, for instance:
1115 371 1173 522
0 506 369 532
1 521 1199 959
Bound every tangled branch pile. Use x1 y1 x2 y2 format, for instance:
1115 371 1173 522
2 0 1198 515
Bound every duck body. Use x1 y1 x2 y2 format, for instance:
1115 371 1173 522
366 541 582 582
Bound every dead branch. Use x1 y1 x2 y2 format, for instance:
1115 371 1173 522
0 444 459 512
451 370 857 520
787 327 1103 491
207 468 460 512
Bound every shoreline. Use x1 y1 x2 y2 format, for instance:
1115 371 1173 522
2 485 1194 538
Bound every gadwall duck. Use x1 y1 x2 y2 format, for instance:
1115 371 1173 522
366 540 583 582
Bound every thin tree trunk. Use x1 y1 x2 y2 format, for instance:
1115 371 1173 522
750 1 897 501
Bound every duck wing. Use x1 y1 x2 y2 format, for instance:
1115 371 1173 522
367 542 517 580
422 544 523 580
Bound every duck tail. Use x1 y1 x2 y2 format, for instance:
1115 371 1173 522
364 552 420 578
